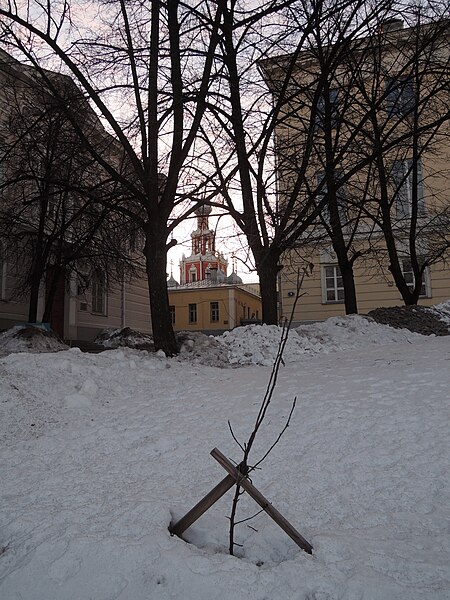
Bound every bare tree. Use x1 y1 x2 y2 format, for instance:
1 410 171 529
201 0 400 322
215 0 449 318
226 269 308 555
0 0 225 354
346 11 450 304
0 63 138 327
198 0 449 322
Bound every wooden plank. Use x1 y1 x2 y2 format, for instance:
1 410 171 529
169 473 236 537
211 448 313 554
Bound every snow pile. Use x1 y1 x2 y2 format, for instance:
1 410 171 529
217 316 422 366
294 314 423 350
219 324 304 366
95 317 423 369
176 331 230 367
430 299 450 327
95 327 154 350
368 304 450 336
0 325 67 356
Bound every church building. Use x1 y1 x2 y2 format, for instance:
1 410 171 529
179 206 228 284
167 206 261 333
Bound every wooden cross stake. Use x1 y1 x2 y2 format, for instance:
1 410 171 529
169 447 313 555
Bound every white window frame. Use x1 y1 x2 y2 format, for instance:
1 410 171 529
401 258 431 298
169 305 175 324
91 271 107 315
316 170 347 225
188 303 197 324
189 265 197 282
321 264 345 304
392 159 425 218
210 301 219 323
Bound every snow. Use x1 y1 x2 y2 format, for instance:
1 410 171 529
431 300 450 327
219 315 423 366
0 325 67 356
95 327 154 350
1 315 450 599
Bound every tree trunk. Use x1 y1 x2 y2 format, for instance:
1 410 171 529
28 195 50 323
403 291 419 306
28 269 42 323
144 229 178 356
389 261 415 305
381 217 415 305
28 247 47 323
256 253 280 325
340 259 358 314
324 213 358 315
42 265 62 323
328 230 358 315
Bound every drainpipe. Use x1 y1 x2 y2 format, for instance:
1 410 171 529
228 287 235 329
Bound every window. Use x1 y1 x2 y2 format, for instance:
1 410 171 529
91 271 107 315
316 88 340 130
170 305 175 324
316 170 347 224
210 301 219 323
401 259 430 297
385 76 415 116
392 159 425 218
322 265 345 303
188 303 197 323
189 266 197 282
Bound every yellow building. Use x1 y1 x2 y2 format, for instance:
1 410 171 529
281 244 450 323
168 200 261 332
0 48 153 341
263 18 450 324
168 280 261 333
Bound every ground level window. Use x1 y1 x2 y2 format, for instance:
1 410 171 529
189 303 197 323
401 259 429 297
323 265 344 303
91 271 107 315
210 301 219 322
170 305 175 324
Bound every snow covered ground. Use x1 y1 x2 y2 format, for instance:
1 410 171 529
1 316 450 599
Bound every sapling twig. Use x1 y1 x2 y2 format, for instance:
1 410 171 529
227 268 308 555
235 509 264 525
